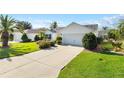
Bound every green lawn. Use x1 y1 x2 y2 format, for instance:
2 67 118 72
58 50 124 78
101 40 124 51
0 42 39 59
101 42 113 51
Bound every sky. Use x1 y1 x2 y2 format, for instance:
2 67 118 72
7 14 124 29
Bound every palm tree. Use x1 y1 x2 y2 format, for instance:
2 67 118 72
16 21 32 33
50 21 58 31
0 15 15 48
102 26 108 30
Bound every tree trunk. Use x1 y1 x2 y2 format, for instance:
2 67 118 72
1 31 9 48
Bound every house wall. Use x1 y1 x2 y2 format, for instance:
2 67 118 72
13 32 37 42
98 30 108 39
45 31 57 41
13 32 22 42
51 33 57 41
27 33 37 41
60 23 95 34
60 23 98 46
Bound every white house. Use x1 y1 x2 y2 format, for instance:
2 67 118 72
58 22 98 46
13 32 23 42
45 31 57 41
12 22 98 46
44 27 65 41
26 29 41 41
13 29 40 42
98 29 109 39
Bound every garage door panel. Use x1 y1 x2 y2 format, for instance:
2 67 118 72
62 33 83 46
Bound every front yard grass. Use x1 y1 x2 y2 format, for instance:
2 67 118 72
101 42 113 51
101 40 124 51
0 42 39 59
58 50 124 78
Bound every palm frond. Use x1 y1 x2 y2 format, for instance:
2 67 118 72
0 15 16 32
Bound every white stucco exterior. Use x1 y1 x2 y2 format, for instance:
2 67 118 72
45 31 57 41
13 32 22 42
27 33 37 41
13 32 37 42
13 30 57 42
59 22 98 46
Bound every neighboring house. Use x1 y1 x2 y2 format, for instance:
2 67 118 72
45 31 57 41
45 27 65 41
98 29 109 39
13 29 47 42
25 29 42 41
58 22 98 46
13 32 23 42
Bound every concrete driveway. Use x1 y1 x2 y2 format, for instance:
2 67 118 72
0 45 84 78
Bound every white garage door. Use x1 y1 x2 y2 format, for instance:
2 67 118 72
62 33 84 46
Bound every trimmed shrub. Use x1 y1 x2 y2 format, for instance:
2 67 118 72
34 35 40 41
21 33 31 42
82 32 97 50
56 36 62 45
37 40 50 49
50 41 55 46
9 34 14 41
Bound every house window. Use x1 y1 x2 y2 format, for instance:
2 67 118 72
46 34 51 39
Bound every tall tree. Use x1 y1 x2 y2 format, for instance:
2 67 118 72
0 15 15 48
16 21 32 33
118 20 124 34
50 21 58 31
102 26 108 30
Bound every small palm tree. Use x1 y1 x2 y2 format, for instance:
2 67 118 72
16 21 32 33
0 15 15 48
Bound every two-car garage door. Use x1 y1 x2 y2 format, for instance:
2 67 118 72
62 33 84 46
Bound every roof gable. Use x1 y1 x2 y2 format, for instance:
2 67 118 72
60 22 98 34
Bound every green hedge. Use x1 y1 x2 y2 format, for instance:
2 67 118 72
82 32 97 50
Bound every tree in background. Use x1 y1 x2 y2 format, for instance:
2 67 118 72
118 20 124 35
108 29 120 41
50 21 58 31
108 29 122 51
102 26 108 31
16 21 32 42
16 21 32 33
